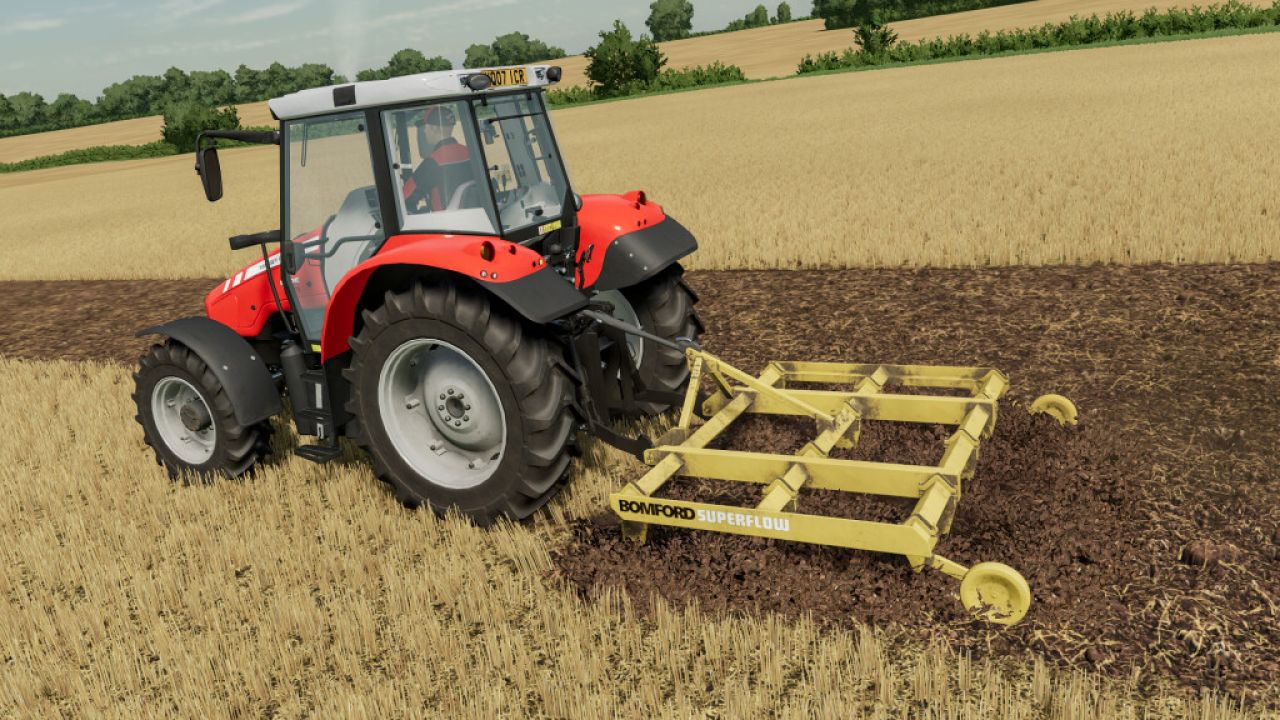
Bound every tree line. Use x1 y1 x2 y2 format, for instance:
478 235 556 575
0 32 568 138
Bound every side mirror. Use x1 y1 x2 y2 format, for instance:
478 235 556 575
197 146 223 202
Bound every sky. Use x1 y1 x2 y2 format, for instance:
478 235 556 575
0 0 814 99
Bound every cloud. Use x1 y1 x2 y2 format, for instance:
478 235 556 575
217 1 307 25
160 0 225 19
4 17 66 33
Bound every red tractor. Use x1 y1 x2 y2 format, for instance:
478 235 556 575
134 65 702 524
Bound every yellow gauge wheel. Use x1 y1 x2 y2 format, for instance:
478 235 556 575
959 562 1031 625
1029 394 1078 425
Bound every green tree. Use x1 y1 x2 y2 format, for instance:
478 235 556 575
812 0 876 29
746 4 770 27
162 101 239 152
159 66 190 105
293 63 338 91
853 20 899 54
99 75 165 119
356 49 451 81
7 92 48 128
646 0 695 41
463 32 566 68
583 20 666 97
46 93 95 127
0 94 13 131
187 70 236 106
776 2 793 22
232 64 262 102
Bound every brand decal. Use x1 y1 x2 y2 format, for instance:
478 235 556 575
618 499 695 519
222 253 281 294
696 508 790 532
616 499 790 532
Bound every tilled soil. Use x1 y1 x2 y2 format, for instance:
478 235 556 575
0 279 210 365
554 264 1280 699
2 264 1278 698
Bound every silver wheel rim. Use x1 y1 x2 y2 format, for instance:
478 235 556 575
377 338 506 490
150 376 216 465
593 289 643 367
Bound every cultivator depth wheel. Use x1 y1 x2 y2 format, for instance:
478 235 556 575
959 562 1032 625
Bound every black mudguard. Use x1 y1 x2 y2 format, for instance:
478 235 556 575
592 215 698 292
136 317 282 426
482 264 590 324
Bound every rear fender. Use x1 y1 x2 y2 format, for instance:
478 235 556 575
320 233 588 362
576 193 697 291
136 316 282 426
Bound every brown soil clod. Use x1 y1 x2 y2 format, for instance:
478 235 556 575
1179 540 1241 568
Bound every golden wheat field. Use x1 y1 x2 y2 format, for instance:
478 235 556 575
0 358 1262 718
0 0 1234 165
0 32 1276 281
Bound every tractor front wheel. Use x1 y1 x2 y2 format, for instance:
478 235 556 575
344 281 578 525
133 341 274 482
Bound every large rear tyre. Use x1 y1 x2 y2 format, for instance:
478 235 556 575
344 281 579 525
617 264 703 415
132 341 274 482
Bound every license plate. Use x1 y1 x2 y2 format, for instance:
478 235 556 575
482 67 527 87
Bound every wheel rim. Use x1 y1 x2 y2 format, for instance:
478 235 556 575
377 338 506 490
593 289 643 367
150 376 216 465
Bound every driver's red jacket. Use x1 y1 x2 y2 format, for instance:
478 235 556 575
402 137 470 212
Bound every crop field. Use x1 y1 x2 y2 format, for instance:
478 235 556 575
0 32 1277 283
0 0 1231 165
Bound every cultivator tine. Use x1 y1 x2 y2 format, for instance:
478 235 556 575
608 351 1075 626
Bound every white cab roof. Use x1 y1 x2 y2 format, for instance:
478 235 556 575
268 64 561 121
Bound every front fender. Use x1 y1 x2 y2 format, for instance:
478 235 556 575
319 234 588 362
136 316 282 426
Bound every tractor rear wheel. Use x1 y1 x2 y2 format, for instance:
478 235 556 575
344 281 578 525
617 265 703 415
133 341 274 482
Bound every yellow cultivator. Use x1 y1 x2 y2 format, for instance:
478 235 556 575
609 349 1077 625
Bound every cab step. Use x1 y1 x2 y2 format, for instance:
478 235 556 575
294 442 343 464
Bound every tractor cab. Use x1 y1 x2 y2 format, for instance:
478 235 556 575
197 66 579 344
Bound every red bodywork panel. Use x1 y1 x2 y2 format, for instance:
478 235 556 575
205 250 289 337
208 190 661 358
575 191 667 289
319 233 547 360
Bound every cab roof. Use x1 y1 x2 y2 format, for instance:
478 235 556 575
268 64 561 121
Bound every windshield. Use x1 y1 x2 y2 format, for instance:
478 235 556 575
381 92 570 239
471 93 570 235
382 99 496 235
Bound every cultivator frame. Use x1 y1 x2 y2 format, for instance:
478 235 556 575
608 349 1077 625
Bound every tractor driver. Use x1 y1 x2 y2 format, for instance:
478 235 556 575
402 104 472 213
